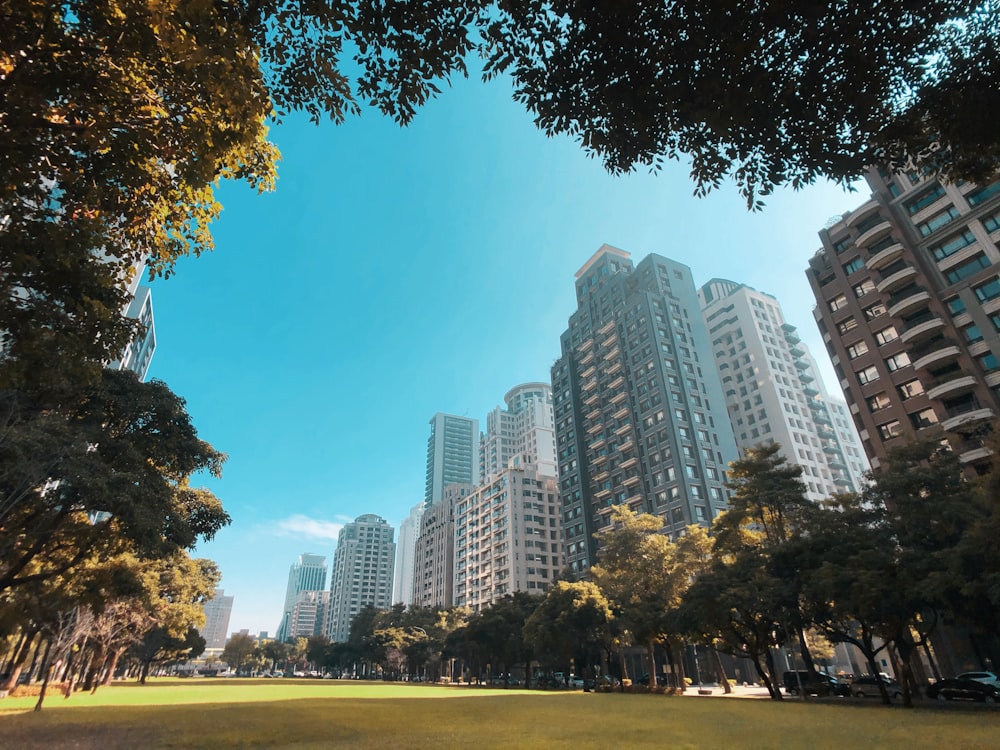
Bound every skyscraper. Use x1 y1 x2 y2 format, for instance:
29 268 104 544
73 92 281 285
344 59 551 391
414 482 472 608
199 588 234 650
276 553 327 642
392 502 424 605
552 246 738 575
424 413 479 506
808 171 1000 472
480 383 557 477
326 514 396 642
699 278 868 499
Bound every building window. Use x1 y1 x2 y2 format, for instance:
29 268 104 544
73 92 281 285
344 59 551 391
978 352 1000 373
948 297 967 314
846 341 869 359
974 278 1000 302
945 253 990 284
930 228 977 262
838 318 859 335
863 302 887 320
843 257 864 275
874 326 898 345
966 181 1000 206
885 352 911 372
904 184 946 214
877 420 904 441
909 408 939 429
917 205 960 237
897 379 925 399
857 365 880 385
983 209 1000 233
963 323 984 343
829 294 848 312
855 212 887 234
867 393 891 411
833 237 853 254
853 279 876 298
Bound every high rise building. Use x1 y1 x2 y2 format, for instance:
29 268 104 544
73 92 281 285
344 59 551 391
392 502 424 605
424 413 480 506
807 171 1000 472
414 482 472 608
199 588 234 650
552 246 738 575
276 553 327 642
326 514 396 642
288 590 330 639
454 459 561 610
480 383 557 477
699 278 868 499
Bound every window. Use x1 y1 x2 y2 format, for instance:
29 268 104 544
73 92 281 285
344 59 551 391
829 294 848 312
930 228 976 261
945 253 990 284
855 212 887 233
846 340 869 359
867 393 891 411
878 420 904 441
838 318 859 335
875 326 898 345
857 365 880 385
983 209 1000 234
979 352 1000 373
864 302 887 320
897 379 925 399
843 257 864 275
885 352 911 372
833 237 853 254
974 278 1000 302
917 205 960 237
967 181 1000 206
853 279 876 298
948 297 968 314
905 184 946 214
963 324 984 343
909 408 939 429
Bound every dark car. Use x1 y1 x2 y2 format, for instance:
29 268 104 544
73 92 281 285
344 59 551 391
637 672 672 687
783 670 850 697
926 678 1000 703
851 675 903 699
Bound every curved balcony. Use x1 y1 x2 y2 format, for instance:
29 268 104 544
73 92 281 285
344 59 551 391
803 385 820 397
941 407 994 433
900 314 945 344
959 447 992 464
856 218 893 248
614 422 632 436
622 473 642 487
605 360 622 376
866 242 905 271
911 340 961 371
888 288 931 318
926 374 978 401
876 265 918 294
607 374 625 391
612 405 630 420
619 456 639 470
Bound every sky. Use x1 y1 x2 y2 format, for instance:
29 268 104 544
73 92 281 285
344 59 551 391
147 71 867 635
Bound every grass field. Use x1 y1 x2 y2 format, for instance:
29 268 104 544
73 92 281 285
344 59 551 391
1 678 998 749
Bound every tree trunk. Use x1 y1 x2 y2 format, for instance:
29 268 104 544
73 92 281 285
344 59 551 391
100 649 122 688
645 639 657 690
33 639 55 712
762 648 784 701
713 648 732 693
2 629 37 694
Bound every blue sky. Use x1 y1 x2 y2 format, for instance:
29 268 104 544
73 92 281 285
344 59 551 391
148 72 865 635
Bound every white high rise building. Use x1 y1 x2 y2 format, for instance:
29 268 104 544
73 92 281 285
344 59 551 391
326 515 395 642
480 383 557 477
276 553 327 641
392 502 424 605
699 278 868 500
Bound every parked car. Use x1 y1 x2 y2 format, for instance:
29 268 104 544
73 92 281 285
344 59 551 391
926 678 1000 703
851 675 902 699
637 672 671 687
782 671 850 697
955 671 1000 689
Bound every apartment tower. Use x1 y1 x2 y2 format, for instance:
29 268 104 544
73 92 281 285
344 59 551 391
276 554 327 642
326 514 396 642
808 172 1000 471
552 246 738 575
424 413 480 506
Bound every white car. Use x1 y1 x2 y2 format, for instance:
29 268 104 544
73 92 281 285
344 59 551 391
956 671 1000 689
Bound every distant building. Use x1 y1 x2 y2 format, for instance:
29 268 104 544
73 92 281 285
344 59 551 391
425 413 479 506
414 482 472 608
288 590 330 639
200 589 234 650
392 502 424 606
276 554 327 641
454 459 561 611
698 278 868 498
326 514 396 642
552 246 738 576
480 383 557 477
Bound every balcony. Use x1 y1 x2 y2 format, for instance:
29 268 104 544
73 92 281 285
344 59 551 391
584 392 600 408
610 390 628 405
900 314 945 344
926 374 977 401
803 384 820 397
602 346 621 362
605 360 622 376
585 407 601 422
794 358 809 370
613 406 630 420
959 446 992 464
911 338 961 371
586 420 603 435
619 456 639 470
598 320 615 336
614 422 633 436
592 470 610 482
590 452 609 466
618 437 635 452
887 287 931 318
581 377 598 393
941 406 995 433
789 345 805 358
580 364 597 380
876 264 918 294
589 436 606 451
855 217 893 248
579 350 595 367
607 374 625 391
623 474 642 487
866 242 905 271
828 457 848 471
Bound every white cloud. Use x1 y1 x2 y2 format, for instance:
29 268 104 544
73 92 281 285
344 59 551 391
273 514 344 543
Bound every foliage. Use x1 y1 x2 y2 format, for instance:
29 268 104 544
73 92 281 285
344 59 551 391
523 581 612 677
221 633 256 674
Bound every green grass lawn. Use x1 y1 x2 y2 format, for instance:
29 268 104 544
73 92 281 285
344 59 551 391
1 678 997 749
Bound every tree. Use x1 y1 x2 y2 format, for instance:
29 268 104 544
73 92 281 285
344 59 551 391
221 633 256 675
0 370 229 594
524 581 613 684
